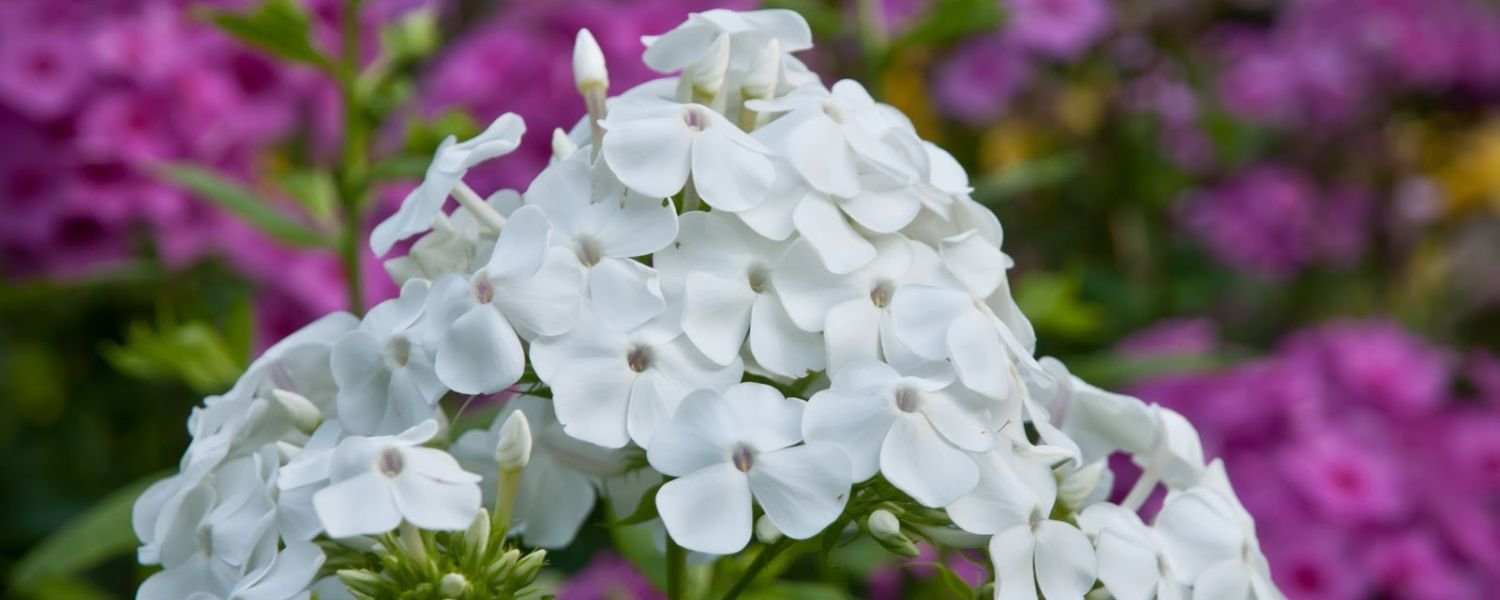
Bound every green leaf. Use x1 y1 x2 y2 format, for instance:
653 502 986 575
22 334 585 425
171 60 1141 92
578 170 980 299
103 320 245 394
14 577 114 600
743 582 848 600
153 164 327 248
277 169 340 224
199 0 331 69
972 152 1086 205
928 562 975 598
894 0 1004 47
1014 272 1107 341
10 473 168 592
612 482 663 526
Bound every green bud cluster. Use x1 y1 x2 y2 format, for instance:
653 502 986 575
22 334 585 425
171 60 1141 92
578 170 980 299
333 512 548 600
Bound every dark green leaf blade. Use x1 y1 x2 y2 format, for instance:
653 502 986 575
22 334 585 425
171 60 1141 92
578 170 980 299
152 164 327 248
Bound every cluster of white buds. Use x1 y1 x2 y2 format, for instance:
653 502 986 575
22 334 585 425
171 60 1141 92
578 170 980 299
134 9 1281 600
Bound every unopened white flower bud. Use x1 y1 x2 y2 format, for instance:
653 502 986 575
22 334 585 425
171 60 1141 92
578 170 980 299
741 39 781 101
868 509 902 541
399 522 427 563
275 441 302 463
551 128 578 160
1058 461 1106 510
573 29 608 92
495 411 532 472
271 389 321 434
755 514 782 544
513 549 547 581
439 573 468 598
466 508 491 554
689 33 732 105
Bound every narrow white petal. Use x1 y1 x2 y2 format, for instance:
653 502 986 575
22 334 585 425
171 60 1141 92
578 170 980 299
947 310 1013 399
940 230 1007 298
802 388 898 481
886 284 971 360
485 205 551 281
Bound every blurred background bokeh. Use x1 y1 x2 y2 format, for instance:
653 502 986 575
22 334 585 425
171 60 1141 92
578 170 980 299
2 0 1499 598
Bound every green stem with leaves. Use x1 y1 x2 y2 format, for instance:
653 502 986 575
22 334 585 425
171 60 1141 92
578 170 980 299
335 0 369 315
667 536 688 600
719 538 793 600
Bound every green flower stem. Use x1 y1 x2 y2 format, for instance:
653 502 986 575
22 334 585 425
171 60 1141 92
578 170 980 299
667 535 688 600
336 0 370 315
719 538 792 600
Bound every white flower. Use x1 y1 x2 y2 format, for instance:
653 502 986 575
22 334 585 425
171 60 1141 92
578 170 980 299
138 540 324 600
600 98 774 212
1037 357 1159 464
383 190 517 285
802 360 994 507
330 279 446 435
451 396 640 549
274 421 347 541
771 234 943 372
524 154 676 330
311 420 482 538
371 113 525 256
1077 504 1186 600
647 384 851 555
135 448 279 571
749 80 917 199
947 447 1097 600
529 304 743 448
653 211 823 377
1154 461 1280 600
422 206 584 396
641 9 812 74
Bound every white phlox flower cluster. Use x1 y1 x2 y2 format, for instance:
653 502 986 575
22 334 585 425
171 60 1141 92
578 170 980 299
134 9 1282 600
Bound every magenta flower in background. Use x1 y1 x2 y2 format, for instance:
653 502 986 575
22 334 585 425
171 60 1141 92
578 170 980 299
0 30 91 120
1004 0 1111 61
555 553 663 600
931 34 1033 125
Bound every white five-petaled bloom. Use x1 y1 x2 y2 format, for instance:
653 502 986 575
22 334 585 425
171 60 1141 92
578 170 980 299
648 383 852 555
749 80 917 199
600 97 775 212
422 205 583 396
1077 503 1187 600
312 420 482 538
946 446 1098 600
802 360 994 507
370 113 525 256
138 540 325 600
653 211 822 378
529 304 743 449
1154 461 1281 600
641 8 812 74
524 153 677 329
451 396 641 549
330 279 445 435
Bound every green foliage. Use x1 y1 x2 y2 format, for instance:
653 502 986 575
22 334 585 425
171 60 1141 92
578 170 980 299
8 473 165 595
198 0 332 70
103 317 247 395
1014 272 1107 342
894 0 1004 48
153 164 328 249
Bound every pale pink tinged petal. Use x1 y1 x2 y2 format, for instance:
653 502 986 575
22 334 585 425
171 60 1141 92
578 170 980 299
313 473 399 538
681 270 757 365
485 205 552 281
793 195 875 275
391 475 480 532
880 414 979 507
940 230 1007 298
921 393 995 453
550 357 636 449
496 248 585 338
646 390 737 477
1034 520 1098 600
601 115 693 198
802 388 898 480
594 194 679 257
656 463 753 555
692 130 775 212
587 257 665 332
723 383 805 452
1192 561 1252 600
822 298 883 373
748 294 826 378
947 310 1013 400
887 284 972 360
840 188 922 233
990 526 1040 600
788 117 861 197
748 444 852 539
436 306 524 395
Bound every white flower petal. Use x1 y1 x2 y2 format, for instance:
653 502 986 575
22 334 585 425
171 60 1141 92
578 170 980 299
587 257 665 332
787 117 860 198
748 294 826 378
1155 489 1244 581
879 414 978 507
802 387 897 481
722 383 805 452
940 230 1007 298
435 306 524 395
512 451 597 548
391 475 480 532
1192 561 1253 600
1034 520 1098 600
887 284 971 360
990 526 1039 600
601 114 693 198
691 128 774 211
646 389 736 477
947 310 1012 400
920 392 994 453
840 188 921 233
550 357 637 449
1094 529 1160 600
656 463 753 555
947 448 1053 535
484 205 551 282
313 473 399 538
792 195 875 275
747 444 851 539
681 270 757 365
822 298 882 374
594 194 679 258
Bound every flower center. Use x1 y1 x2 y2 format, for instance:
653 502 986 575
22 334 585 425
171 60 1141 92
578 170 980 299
684 107 709 132
627 346 652 373
869 280 894 308
894 387 922 413
377 448 404 477
575 235 603 267
732 444 755 472
385 335 412 368
746 263 771 294
473 277 494 304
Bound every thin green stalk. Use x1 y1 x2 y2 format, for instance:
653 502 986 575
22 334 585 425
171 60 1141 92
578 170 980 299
336 0 369 315
666 536 687 600
719 538 792 600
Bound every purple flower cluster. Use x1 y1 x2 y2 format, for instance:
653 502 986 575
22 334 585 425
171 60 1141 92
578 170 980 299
1125 319 1500 599
1215 0 1500 129
931 0 1111 124
0 0 398 345
554 553 663 600
1181 165 1372 279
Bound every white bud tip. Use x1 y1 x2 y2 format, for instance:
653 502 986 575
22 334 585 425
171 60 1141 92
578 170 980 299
868 509 902 541
439 573 469 598
754 514 783 544
495 410 533 471
690 33 732 95
271 389 322 433
573 29 608 90
742 39 780 99
552 128 579 160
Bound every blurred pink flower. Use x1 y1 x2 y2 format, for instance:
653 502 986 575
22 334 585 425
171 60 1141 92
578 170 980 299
556 553 663 600
932 34 1033 124
1005 0 1111 61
